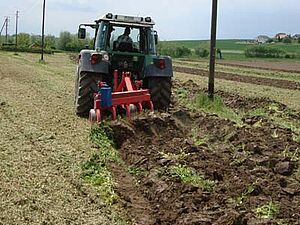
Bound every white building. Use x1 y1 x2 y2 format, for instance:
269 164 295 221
256 35 270 44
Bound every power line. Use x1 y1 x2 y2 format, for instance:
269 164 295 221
21 0 41 16
0 0 41 36
1 0 40 18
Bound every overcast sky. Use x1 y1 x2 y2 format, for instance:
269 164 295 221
0 0 299 40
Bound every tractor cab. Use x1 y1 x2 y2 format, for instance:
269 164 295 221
79 13 157 53
95 20 157 54
78 13 159 80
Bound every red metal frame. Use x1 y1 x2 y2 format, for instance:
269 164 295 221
90 70 154 124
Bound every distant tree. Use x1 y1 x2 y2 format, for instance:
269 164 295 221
17 33 31 47
195 47 209 58
0 35 14 45
65 37 81 51
58 31 72 50
175 46 191 58
298 37 300 43
7 37 14 44
266 38 274 43
45 35 57 49
31 35 42 46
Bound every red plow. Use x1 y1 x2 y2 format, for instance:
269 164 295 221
89 70 154 124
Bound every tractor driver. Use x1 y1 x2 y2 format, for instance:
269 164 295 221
116 27 133 51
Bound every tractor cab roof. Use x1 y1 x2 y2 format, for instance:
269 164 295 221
96 13 155 27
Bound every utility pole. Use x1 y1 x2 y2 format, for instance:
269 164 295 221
15 11 19 48
0 19 6 35
0 19 6 45
5 17 9 43
208 0 218 100
0 19 5 45
41 0 46 61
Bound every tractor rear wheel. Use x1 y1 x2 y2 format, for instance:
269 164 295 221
148 77 171 111
75 72 102 117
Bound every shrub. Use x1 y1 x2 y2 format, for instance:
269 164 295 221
285 54 296 59
158 45 191 58
245 46 285 58
283 37 292 44
0 46 53 54
175 46 191 58
195 47 209 58
17 33 31 47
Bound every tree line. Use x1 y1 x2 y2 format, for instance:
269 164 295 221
0 31 93 52
157 42 209 58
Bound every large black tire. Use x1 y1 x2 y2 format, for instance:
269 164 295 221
74 72 102 117
148 77 172 111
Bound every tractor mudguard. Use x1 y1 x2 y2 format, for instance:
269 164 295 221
144 56 173 78
79 49 109 74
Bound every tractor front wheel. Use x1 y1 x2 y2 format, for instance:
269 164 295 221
148 77 171 111
75 72 102 117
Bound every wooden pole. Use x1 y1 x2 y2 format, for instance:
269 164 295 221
208 0 218 100
41 0 46 61
15 11 19 48
5 17 8 43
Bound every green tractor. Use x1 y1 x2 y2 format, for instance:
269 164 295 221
75 13 173 118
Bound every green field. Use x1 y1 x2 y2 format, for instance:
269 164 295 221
160 39 300 61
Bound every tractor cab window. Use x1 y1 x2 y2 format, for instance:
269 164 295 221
109 26 141 52
95 23 157 54
147 29 157 54
95 23 108 50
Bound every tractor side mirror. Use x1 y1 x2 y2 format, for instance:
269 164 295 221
154 31 158 45
78 27 86 39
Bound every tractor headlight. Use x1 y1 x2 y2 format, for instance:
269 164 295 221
102 53 109 61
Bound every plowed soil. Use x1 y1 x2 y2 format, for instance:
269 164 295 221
178 59 300 73
173 66 300 90
108 80 300 225
217 61 300 74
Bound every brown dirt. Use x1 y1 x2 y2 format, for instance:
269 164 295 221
217 60 300 74
108 79 300 225
173 66 300 91
110 112 299 225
